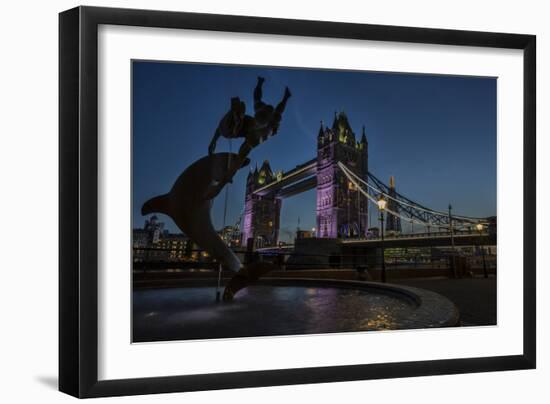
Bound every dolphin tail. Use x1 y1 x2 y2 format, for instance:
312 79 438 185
141 194 170 216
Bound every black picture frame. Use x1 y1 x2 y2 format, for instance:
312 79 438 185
59 6 536 398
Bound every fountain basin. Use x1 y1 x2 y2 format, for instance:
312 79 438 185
133 278 459 342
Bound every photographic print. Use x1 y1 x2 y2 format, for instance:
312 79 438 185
131 61 497 343
59 8 536 397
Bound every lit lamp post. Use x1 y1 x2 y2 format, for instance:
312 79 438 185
476 223 488 278
377 196 387 283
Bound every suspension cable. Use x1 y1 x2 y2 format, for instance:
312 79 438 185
339 162 470 230
338 162 485 224
341 163 451 219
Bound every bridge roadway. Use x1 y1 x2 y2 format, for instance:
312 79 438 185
256 232 495 254
253 158 317 198
341 232 495 249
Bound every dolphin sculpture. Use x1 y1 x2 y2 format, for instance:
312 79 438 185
222 261 279 301
141 153 248 273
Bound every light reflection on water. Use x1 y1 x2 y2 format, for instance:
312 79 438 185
133 285 416 342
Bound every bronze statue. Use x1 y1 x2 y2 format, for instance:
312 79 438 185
142 78 291 299
142 153 248 273
205 77 291 199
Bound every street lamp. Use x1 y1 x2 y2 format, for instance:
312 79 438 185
377 196 387 283
476 223 488 278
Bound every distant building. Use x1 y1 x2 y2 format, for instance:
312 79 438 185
143 215 164 244
385 176 402 234
133 229 149 248
296 229 314 240
219 225 242 248
157 233 192 261
133 216 164 261
133 217 196 262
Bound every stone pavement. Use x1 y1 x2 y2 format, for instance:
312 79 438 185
392 276 497 326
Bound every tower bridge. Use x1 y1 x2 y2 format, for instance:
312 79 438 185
241 111 368 247
240 111 492 249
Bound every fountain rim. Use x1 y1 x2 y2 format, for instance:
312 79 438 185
255 278 460 328
136 277 461 329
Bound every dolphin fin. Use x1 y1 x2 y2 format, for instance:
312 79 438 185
141 194 170 216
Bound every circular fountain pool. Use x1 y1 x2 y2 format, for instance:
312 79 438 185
133 279 459 342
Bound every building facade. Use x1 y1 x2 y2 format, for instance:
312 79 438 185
144 215 164 244
157 233 192 261
316 112 369 238
219 225 242 248
241 160 282 248
133 216 164 261
133 216 195 262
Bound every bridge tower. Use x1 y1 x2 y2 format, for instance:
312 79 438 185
241 160 282 248
316 112 368 238
385 175 402 233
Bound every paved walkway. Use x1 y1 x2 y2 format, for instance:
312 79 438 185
392 276 497 326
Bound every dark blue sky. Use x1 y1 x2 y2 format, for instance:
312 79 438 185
132 61 496 241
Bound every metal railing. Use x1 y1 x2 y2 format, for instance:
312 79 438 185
343 229 490 242
132 245 496 275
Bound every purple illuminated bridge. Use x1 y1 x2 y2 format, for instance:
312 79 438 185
240 112 490 250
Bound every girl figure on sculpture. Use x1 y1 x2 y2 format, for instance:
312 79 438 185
205 77 291 199
208 76 291 155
